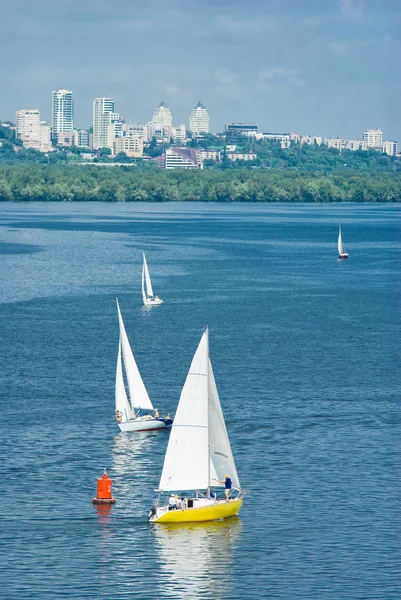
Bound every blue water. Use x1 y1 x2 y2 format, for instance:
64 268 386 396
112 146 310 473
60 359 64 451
0 202 399 599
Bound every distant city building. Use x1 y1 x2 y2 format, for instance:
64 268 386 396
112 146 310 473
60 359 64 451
52 89 74 142
149 101 173 141
124 122 146 139
226 123 258 139
300 135 322 146
57 131 75 147
93 97 115 149
189 102 210 135
15 109 53 152
163 147 201 169
39 121 53 152
363 128 383 148
73 129 90 148
383 140 398 156
199 150 221 162
113 136 144 158
226 152 257 161
324 137 363 151
167 124 186 143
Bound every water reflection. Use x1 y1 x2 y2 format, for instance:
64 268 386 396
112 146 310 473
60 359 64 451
112 432 161 516
153 517 242 598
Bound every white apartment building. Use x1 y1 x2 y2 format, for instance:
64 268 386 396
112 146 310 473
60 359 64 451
324 137 365 151
72 129 90 148
39 121 53 152
226 152 257 161
52 89 74 141
93 97 115 149
363 128 383 148
16 110 53 152
16 109 40 149
383 140 398 156
199 150 221 162
189 102 210 135
166 124 186 143
149 102 173 141
300 135 322 146
164 147 200 169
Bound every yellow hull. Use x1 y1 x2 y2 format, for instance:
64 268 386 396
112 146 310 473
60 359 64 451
153 499 243 524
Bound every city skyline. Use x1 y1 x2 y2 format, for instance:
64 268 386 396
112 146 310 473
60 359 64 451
1 0 399 140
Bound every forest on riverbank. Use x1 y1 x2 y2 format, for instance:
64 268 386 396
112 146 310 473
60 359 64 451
0 164 400 202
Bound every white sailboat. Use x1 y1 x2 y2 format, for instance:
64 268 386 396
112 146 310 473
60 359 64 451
338 225 349 259
142 252 163 306
115 299 172 432
148 328 243 523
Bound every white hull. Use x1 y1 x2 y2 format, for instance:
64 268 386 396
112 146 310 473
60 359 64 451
118 417 171 432
143 298 164 306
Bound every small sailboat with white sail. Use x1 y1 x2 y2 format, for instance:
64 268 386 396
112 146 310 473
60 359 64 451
115 299 172 432
338 225 349 259
148 327 244 523
142 252 163 306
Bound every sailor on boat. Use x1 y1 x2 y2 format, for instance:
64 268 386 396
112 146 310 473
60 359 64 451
214 475 232 500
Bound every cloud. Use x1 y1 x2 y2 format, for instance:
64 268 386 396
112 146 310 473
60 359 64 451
163 84 179 96
329 41 350 55
338 0 363 21
216 15 261 33
259 66 306 87
212 69 240 87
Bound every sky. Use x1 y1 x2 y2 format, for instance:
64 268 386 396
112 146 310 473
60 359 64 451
1 0 400 141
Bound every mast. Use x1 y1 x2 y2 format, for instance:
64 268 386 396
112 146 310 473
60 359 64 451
206 327 211 489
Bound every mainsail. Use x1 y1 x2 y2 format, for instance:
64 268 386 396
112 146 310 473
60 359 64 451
338 226 344 255
158 329 240 492
116 299 154 413
142 253 154 300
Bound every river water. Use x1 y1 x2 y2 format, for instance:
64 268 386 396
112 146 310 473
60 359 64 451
0 202 399 599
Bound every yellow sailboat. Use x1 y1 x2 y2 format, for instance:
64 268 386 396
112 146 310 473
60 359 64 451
148 328 244 524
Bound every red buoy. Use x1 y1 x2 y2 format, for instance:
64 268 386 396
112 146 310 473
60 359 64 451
92 469 116 505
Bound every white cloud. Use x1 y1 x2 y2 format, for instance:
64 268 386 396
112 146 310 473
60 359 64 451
329 41 350 55
163 84 179 96
338 0 363 21
212 69 239 87
259 67 306 87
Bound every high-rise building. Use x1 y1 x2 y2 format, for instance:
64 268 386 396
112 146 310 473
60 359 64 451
383 140 398 156
92 97 115 149
149 101 173 141
52 89 74 141
363 128 383 148
16 109 40 148
16 109 53 152
189 102 209 135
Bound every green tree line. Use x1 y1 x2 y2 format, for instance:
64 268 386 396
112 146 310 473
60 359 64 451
0 164 400 202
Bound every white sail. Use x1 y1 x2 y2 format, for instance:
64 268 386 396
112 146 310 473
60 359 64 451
158 328 240 493
142 252 154 299
115 338 135 422
208 360 240 489
338 226 343 255
116 299 154 411
158 330 210 492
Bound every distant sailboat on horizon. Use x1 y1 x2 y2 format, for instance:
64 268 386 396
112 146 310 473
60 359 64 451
142 252 163 306
338 225 349 259
115 299 172 432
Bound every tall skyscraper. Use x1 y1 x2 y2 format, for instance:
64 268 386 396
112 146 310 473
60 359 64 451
52 89 74 141
363 128 383 148
149 101 173 140
92 97 115 149
189 102 209 135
